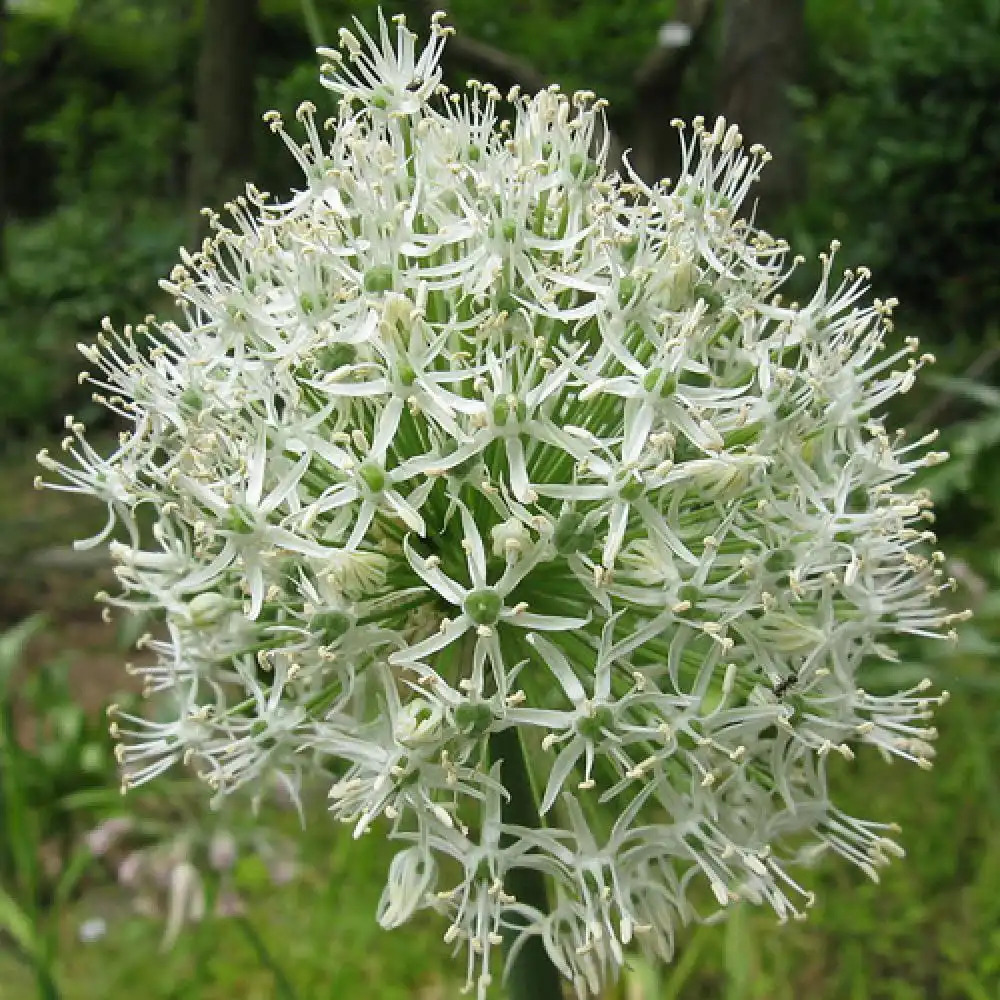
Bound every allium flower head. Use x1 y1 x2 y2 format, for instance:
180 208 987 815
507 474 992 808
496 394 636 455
39 11 964 997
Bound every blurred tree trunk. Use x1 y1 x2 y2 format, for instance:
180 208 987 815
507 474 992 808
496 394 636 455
188 0 259 242
627 0 715 183
417 0 722 186
718 0 806 222
0 0 8 273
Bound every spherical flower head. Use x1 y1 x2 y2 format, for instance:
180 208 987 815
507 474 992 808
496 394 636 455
40 12 964 998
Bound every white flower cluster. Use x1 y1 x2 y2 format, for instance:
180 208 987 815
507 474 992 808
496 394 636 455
38 12 963 997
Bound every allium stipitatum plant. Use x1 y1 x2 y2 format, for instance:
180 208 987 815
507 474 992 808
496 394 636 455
38 12 965 999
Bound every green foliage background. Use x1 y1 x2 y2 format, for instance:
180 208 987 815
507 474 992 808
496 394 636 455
1 1 999 997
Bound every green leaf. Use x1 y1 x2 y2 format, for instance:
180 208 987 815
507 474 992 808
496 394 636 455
0 616 45 701
0 883 39 958
659 923 711 1000
234 854 272 894
51 845 95 913
924 373 1000 409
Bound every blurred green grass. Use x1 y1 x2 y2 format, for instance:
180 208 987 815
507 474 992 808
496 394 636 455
2 439 1000 999
2 679 998 1000
0 808 477 1000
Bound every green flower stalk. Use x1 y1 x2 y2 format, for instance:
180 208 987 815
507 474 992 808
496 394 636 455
38 11 965 998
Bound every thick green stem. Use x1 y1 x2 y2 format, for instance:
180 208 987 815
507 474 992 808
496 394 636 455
488 726 564 1000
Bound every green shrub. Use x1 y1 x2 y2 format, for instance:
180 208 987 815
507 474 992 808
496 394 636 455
0 200 182 436
791 0 1000 342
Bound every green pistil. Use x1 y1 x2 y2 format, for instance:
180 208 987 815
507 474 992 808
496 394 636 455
569 152 598 182
454 700 494 737
364 265 394 294
642 368 678 398
465 588 503 626
497 289 521 315
618 277 639 308
576 705 614 742
180 388 202 414
226 503 256 534
693 282 725 310
316 343 357 371
620 478 645 502
359 462 386 493
677 583 700 609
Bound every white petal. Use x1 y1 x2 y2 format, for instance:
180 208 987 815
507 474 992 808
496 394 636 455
602 502 630 568
539 740 585 814
372 396 405 459
247 429 267 508
385 489 426 536
389 616 471 665
458 502 488 586
527 633 587 702
506 436 532 503
510 611 590 631
345 500 377 550
402 536 466 605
